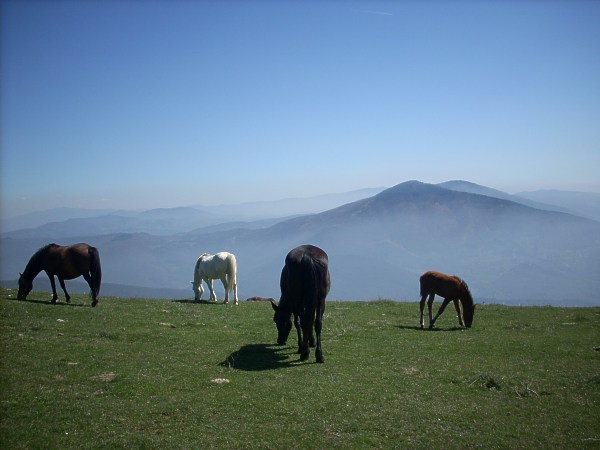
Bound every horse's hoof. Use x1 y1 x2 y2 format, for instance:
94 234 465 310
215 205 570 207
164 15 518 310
92 301 98 307
300 351 310 361
316 351 325 363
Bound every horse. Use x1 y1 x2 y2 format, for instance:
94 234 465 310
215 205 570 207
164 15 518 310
271 244 330 363
17 243 102 307
192 252 239 304
419 270 475 329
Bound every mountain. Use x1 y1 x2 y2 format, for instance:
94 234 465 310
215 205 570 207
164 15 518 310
2 181 599 305
194 188 386 219
0 207 116 233
438 180 576 214
515 189 600 222
1 188 385 237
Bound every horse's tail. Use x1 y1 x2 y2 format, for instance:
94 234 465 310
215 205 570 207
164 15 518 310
227 254 237 285
419 272 430 297
89 246 102 297
305 254 326 316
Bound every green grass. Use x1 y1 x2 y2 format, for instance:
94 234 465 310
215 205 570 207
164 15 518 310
1 289 599 449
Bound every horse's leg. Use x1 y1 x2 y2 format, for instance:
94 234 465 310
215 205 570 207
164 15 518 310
427 293 435 328
315 308 325 363
294 313 302 354
453 299 464 327
300 312 314 361
47 272 58 303
231 277 239 305
57 277 71 303
419 294 428 328
220 277 229 304
82 272 98 307
207 279 217 302
194 279 204 301
431 297 452 328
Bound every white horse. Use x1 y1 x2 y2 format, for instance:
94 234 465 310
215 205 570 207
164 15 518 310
192 252 239 304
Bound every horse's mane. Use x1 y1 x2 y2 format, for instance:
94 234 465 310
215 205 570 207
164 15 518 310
22 244 55 276
460 279 474 307
33 243 56 258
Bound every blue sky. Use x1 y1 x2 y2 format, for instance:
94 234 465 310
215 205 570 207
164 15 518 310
2 1 599 218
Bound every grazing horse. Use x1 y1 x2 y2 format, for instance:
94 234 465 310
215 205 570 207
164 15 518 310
271 244 330 363
419 270 475 329
17 243 102 306
193 252 239 304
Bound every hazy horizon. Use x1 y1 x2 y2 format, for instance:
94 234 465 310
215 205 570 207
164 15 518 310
4 178 600 222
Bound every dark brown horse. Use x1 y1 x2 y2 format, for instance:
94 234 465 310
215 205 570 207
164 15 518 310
18 243 102 307
419 270 475 329
271 244 330 363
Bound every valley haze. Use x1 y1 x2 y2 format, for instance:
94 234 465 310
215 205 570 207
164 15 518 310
1 180 599 306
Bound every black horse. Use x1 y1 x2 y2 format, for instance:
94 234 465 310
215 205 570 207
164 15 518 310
18 243 102 306
271 244 330 363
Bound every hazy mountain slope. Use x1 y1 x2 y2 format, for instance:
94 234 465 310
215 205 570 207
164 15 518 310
516 189 600 221
2 181 599 305
262 181 600 301
2 188 385 237
1 208 116 233
438 180 576 215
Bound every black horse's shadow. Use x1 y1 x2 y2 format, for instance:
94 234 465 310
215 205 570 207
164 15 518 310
397 324 465 332
220 343 301 371
4 296 90 307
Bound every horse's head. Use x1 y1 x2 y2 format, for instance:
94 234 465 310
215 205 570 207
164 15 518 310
17 272 32 300
460 280 475 328
463 303 475 328
271 300 292 345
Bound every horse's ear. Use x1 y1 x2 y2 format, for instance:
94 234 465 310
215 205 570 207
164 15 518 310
270 300 278 312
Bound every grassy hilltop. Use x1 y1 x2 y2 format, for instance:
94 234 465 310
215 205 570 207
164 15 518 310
1 289 599 449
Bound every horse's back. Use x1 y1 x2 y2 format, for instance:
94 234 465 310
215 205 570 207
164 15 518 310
44 243 98 278
420 270 462 297
282 245 330 306
197 252 236 278
286 245 327 265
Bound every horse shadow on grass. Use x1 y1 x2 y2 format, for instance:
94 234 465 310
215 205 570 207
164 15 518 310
397 324 465 332
220 343 303 371
4 296 90 307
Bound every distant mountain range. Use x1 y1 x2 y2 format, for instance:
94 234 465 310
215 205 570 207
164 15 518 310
0 188 384 236
2 181 599 305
